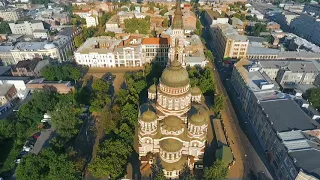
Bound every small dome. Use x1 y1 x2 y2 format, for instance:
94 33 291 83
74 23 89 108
189 112 208 126
141 110 157 122
160 60 189 87
190 86 202 95
44 43 56 49
160 139 183 152
161 115 184 131
148 84 156 93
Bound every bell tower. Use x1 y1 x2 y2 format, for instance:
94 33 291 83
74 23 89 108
168 0 185 67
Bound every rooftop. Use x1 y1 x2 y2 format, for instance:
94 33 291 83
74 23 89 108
214 23 248 41
0 66 11 75
290 148 320 178
260 98 318 132
258 60 318 73
0 84 14 96
206 9 223 19
0 46 15 52
13 59 40 71
141 38 170 45
75 36 121 54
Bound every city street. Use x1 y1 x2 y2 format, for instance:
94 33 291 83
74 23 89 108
202 25 274 180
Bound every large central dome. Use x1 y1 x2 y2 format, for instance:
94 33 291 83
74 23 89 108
160 60 189 87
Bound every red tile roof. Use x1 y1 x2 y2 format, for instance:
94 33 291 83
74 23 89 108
142 38 170 45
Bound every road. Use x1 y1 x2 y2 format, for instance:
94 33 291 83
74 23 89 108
202 25 274 179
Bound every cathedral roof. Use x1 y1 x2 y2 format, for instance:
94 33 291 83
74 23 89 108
160 60 190 87
161 155 188 171
141 110 158 122
190 86 202 95
188 105 209 126
189 112 208 126
172 0 183 29
160 115 184 131
148 84 157 93
159 138 183 152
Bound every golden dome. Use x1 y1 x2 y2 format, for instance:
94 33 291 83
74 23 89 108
190 86 202 95
160 139 183 152
141 110 157 122
160 60 189 87
148 84 157 93
161 115 184 131
189 112 208 126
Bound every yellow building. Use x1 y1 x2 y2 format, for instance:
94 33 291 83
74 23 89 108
210 23 249 60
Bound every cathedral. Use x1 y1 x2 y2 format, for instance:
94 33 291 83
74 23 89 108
138 1 209 178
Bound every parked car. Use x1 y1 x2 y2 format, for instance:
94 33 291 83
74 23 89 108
195 164 203 169
15 151 28 164
32 132 41 139
23 141 34 152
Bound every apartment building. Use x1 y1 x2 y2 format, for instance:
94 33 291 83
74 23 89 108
9 34 73 64
11 59 49 77
210 23 248 59
9 20 45 35
105 15 121 33
74 36 143 67
290 13 320 46
271 11 299 32
0 46 15 65
0 8 23 21
0 84 17 105
85 15 99 27
230 17 245 35
141 38 170 65
230 59 320 180
204 9 228 26
257 61 319 85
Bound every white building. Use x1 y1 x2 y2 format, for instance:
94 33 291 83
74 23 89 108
32 29 49 39
74 36 142 67
9 20 45 36
0 76 30 99
85 15 99 27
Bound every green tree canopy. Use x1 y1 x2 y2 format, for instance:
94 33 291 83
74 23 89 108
304 88 320 110
88 140 132 178
16 149 78 180
0 21 11 34
51 94 82 139
124 18 150 34
203 160 228 180
41 64 82 81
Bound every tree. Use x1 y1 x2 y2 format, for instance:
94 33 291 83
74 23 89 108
74 36 84 48
205 50 214 61
203 160 228 180
130 4 135 11
41 65 82 81
90 79 111 113
304 88 320 110
124 18 150 34
16 149 78 180
50 96 82 139
31 88 59 112
212 94 225 113
0 120 14 140
88 140 132 179
0 21 11 34
159 8 168 16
